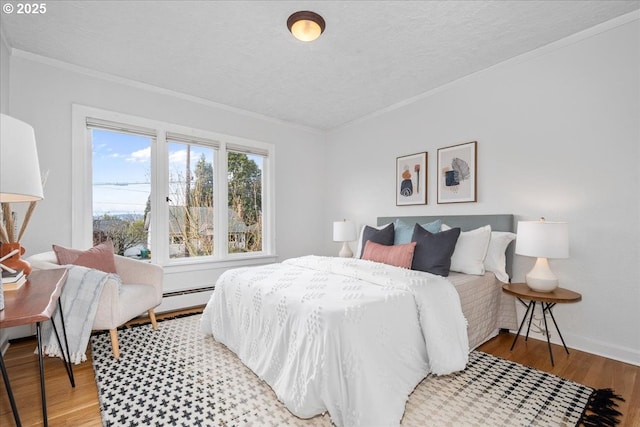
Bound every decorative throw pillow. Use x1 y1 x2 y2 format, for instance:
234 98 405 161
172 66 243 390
441 224 492 275
411 224 461 276
52 240 118 274
362 241 416 269
393 219 441 245
484 231 516 282
357 223 395 258
355 223 389 258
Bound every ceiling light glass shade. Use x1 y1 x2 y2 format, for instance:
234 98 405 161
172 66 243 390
0 114 44 202
287 11 326 42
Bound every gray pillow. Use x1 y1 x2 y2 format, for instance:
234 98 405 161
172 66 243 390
411 224 461 276
359 223 395 257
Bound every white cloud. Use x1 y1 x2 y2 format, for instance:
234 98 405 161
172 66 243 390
127 147 151 163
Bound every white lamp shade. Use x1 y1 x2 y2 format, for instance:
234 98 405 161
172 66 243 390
333 220 356 242
0 114 44 202
515 220 569 259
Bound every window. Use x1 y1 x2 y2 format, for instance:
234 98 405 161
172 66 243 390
90 126 153 258
166 136 216 259
73 105 275 266
227 149 265 254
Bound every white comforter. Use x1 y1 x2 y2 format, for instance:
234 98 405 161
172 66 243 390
200 256 469 427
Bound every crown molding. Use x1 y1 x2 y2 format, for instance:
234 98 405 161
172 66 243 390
10 49 325 136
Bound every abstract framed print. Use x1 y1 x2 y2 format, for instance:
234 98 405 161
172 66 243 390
396 152 427 206
437 141 477 203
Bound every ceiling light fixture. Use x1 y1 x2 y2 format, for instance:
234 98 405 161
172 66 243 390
287 11 325 42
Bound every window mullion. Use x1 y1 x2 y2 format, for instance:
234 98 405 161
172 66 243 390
152 131 169 264
216 145 229 258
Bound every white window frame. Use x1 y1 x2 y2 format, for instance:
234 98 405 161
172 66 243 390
71 104 276 268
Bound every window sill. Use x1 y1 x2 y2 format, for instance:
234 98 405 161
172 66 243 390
161 254 278 273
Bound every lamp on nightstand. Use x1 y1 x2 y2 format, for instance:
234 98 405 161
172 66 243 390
0 114 45 281
333 220 356 258
515 218 569 293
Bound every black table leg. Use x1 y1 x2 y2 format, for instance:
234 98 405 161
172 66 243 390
541 305 555 366
544 302 570 355
0 352 22 426
510 299 533 351
524 301 536 342
35 322 48 427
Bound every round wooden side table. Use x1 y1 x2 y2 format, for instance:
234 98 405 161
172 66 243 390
502 282 582 366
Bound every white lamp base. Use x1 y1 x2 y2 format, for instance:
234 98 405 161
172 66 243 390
525 257 559 292
338 241 353 258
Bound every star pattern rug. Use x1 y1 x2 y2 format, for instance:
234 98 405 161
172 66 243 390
90 314 622 426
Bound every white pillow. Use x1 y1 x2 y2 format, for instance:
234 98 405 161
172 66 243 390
484 231 516 283
441 224 491 275
355 223 391 259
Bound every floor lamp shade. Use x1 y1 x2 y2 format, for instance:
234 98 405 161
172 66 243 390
515 220 569 292
333 220 356 258
0 114 44 202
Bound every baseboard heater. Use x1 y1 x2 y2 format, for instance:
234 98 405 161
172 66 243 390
163 286 215 298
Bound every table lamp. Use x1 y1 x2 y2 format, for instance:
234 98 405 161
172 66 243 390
333 220 356 258
0 114 44 277
515 218 569 292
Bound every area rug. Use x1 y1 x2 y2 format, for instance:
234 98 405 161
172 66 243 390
90 314 622 426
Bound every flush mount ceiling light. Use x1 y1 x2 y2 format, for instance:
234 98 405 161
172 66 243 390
287 11 325 42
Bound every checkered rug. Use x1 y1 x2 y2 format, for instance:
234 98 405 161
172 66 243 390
90 314 621 426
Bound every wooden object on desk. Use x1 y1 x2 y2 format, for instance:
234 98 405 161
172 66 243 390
502 282 581 366
0 268 75 427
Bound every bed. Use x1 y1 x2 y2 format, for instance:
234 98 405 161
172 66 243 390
200 215 517 427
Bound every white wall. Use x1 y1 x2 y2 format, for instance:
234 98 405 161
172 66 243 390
0 30 11 353
6 52 327 315
0 29 9 113
325 17 640 365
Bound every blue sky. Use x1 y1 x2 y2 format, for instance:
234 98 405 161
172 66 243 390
92 129 236 217
92 129 151 217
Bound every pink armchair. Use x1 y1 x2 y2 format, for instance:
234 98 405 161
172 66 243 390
27 251 163 358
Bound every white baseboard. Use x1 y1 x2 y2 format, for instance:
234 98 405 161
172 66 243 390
514 329 640 367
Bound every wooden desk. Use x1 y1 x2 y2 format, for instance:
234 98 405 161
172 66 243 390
0 268 75 427
502 283 582 366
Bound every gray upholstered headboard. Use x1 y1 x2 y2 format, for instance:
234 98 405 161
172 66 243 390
377 214 515 280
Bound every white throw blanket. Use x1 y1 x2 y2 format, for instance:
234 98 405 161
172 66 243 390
40 266 114 364
201 255 469 427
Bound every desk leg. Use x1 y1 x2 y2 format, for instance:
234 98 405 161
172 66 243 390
0 352 22 427
35 322 48 427
50 300 75 387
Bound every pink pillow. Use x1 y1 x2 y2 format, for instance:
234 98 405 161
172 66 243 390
52 240 118 274
361 241 416 269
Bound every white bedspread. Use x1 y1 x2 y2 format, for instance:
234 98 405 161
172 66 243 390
200 256 469 427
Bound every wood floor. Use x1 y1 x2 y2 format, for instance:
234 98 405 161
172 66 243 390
1 308 639 426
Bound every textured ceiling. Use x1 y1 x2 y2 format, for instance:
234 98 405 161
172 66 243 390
1 1 638 130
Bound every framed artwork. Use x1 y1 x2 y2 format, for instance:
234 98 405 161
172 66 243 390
437 141 477 203
396 152 427 206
